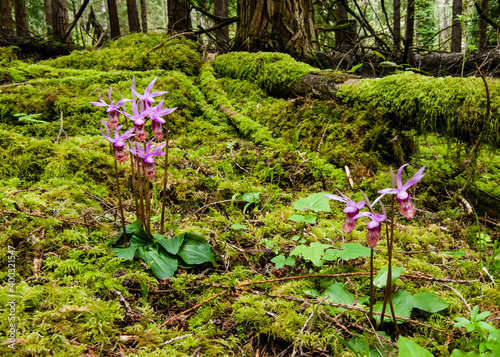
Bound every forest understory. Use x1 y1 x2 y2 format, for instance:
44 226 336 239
0 34 499 356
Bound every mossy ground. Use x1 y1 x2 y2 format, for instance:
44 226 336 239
0 35 499 356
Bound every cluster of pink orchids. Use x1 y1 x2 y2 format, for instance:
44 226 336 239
325 164 426 331
90 76 176 179
325 164 426 248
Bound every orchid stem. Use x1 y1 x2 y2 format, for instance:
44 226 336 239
159 116 169 235
114 160 128 248
136 159 146 229
129 154 140 222
369 247 374 321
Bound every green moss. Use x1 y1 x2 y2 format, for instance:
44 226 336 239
41 33 202 76
213 52 318 95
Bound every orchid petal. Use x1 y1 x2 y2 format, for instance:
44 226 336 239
396 164 408 189
401 165 426 191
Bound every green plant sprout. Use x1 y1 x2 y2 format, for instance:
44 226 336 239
14 112 47 124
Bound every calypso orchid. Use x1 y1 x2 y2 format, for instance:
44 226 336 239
90 87 130 129
378 164 426 219
324 190 365 233
353 211 387 248
128 138 166 179
131 76 168 111
148 98 177 140
122 98 151 142
101 124 135 163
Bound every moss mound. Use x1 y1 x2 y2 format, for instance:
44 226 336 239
41 33 202 76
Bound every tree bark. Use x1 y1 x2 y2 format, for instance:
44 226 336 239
0 0 14 37
451 0 462 52
478 0 488 48
127 0 141 33
14 0 29 38
403 0 414 61
335 0 349 51
51 0 71 43
394 0 401 51
214 0 229 43
107 0 121 38
140 0 147 33
234 0 318 63
167 0 191 33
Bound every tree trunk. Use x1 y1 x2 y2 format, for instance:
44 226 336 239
478 0 488 48
14 0 29 38
44 0 52 37
107 0 121 38
214 0 229 43
0 0 14 37
126 0 141 33
394 0 401 51
234 0 318 63
335 0 349 51
403 0 414 61
140 0 147 33
451 0 462 52
51 0 71 43
167 0 191 33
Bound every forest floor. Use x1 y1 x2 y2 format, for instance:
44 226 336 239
0 34 500 356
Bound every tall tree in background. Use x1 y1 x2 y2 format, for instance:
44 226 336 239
52 0 71 42
234 0 318 62
214 0 229 43
403 0 415 61
478 0 488 48
335 0 349 50
127 0 141 33
107 0 121 38
14 0 30 38
0 0 14 37
44 0 52 37
394 0 401 51
167 0 191 33
140 0 148 33
451 0 462 52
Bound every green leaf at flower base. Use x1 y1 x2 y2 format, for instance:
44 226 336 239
114 220 153 247
321 282 356 305
413 292 449 313
338 243 372 260
155 233 184 255
374 266 404 288
112 246 137 261
373 289 413 324
177 232 217 266
144 246 178 279
289 214 317 223
397 336 433 357
271 255 296 269
293 192 331 212
290 242 332 266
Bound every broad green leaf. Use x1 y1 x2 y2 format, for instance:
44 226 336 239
112 246 137 260
374 266 404 288
373 289 413 323
338 243 372 260
146 247 178 279
322 249 339 261
230 224 247 230
450 350 483 357
155 233 184 255
241 192 261 203
413 292 449 313
271 255 296 269
290 242 332 266
177 232 216 266
321 282 355 305
397 336 433 357
453 317 471 328
289 214 317 223
293 192 331 212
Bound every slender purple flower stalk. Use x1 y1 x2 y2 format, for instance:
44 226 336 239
378 164 426 219
324 190 365 233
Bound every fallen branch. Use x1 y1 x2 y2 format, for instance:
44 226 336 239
3 210 96 227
